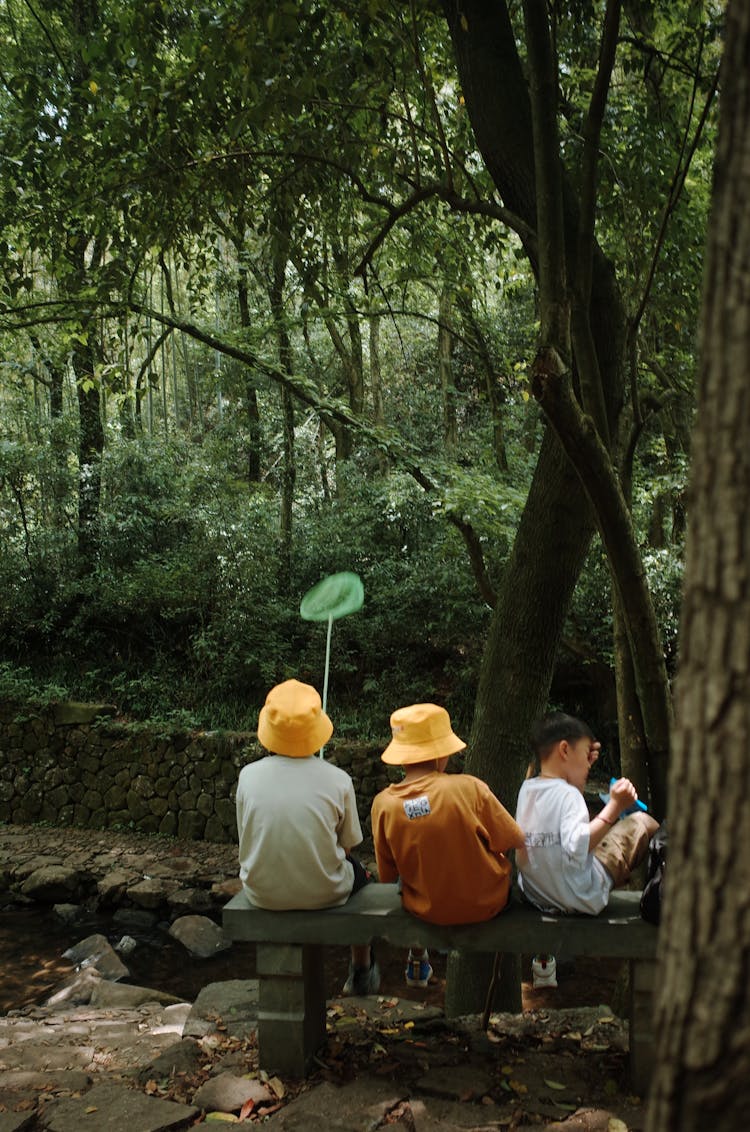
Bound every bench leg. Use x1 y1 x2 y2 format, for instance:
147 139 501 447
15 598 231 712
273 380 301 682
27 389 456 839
628 957 655 1096
256 943 327 1076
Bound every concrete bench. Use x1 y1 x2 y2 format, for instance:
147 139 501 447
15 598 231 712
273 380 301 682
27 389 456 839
222 884 657 1091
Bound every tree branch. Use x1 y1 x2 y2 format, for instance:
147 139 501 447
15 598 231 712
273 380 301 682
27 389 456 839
632 54 720 334
353 184 534 277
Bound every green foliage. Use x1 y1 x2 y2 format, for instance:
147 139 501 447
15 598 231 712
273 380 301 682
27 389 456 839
0 0 714 748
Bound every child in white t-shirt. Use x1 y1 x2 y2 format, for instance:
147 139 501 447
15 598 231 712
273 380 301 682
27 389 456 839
515 712 659 915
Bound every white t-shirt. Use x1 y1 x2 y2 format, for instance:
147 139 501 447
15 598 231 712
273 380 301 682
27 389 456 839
236 754 363 910
515 776 613 914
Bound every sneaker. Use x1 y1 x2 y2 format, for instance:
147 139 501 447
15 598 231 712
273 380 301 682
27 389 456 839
405 950 433 988
531 954 557 988
343 955 381 996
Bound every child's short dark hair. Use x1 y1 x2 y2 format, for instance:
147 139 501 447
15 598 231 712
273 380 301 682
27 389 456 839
530 712 594 760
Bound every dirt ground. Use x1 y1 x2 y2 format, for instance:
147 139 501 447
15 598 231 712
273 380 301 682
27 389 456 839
0 822 646 1129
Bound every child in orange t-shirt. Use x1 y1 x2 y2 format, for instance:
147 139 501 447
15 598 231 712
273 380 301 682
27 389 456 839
371 703 524 986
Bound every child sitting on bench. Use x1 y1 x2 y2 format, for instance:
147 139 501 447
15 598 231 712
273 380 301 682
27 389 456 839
236 679 379 996
371 702 524 986
515 712 659 916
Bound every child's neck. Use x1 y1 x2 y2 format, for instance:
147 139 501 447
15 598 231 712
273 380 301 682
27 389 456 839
403 761 439 783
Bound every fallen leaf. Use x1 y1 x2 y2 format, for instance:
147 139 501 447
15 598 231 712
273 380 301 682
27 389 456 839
85 1107 97 1114
267 1076 285 1099
144 1080 159 1095
543 1079 568 1091
205 1114 239 1123
509 1079 528 1094
238 1099 255 1120
608 1120 629 1132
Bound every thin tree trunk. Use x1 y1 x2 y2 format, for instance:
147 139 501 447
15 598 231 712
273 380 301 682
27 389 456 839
369 313 388 475
269 210 295 591
237 261 262 483
73 337 103 571
647 4 750 1126
612 585 648 795
439 288 458 449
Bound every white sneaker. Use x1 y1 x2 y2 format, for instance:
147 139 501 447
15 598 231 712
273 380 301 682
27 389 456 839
532 954 557 987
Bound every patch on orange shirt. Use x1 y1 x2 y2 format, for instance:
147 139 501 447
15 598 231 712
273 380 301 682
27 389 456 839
403 795 431 820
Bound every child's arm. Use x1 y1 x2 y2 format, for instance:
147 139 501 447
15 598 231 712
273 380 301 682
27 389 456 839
482 788 525 852
588 777 640 850
370 798 399 883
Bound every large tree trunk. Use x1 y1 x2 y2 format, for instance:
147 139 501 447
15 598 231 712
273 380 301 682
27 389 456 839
446 429 595 1016
441 0 628 1013
647 4 750 1127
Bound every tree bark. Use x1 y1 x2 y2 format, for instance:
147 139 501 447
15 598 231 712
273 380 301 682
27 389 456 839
647 3 750 1126
237 261 262 484
531 351 671 815
269 210 295 592
438 288 458 449
73 336 104 572
441 0 628 1012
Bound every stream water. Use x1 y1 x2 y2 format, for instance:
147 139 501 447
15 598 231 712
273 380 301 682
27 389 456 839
0 906 257 1014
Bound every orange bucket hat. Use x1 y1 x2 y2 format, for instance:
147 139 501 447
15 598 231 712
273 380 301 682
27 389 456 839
381 703 466 765
257 679 333 758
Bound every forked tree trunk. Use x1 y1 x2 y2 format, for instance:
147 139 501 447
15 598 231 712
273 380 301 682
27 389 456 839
441 0 627 1015
446 429 595 1015
647 4 750 1127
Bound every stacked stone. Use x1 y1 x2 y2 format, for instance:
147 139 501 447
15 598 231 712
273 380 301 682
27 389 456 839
0 700 394 841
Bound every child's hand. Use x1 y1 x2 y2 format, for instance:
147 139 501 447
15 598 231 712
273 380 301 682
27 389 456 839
587 740 601 767
609 777 638 813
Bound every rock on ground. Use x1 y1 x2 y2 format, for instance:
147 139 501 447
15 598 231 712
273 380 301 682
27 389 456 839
39 1082 198 1132
168 914 231 958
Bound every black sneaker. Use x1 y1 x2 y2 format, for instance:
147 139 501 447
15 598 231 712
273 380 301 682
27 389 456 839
343 955 381 996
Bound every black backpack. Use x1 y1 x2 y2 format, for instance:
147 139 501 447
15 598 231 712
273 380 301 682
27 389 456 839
640 822 667 925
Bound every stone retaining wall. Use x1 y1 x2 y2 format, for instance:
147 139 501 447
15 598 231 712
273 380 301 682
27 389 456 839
0 701 394 843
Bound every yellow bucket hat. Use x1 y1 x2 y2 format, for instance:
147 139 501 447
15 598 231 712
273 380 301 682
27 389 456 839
381 703 466 765
257 679 333 758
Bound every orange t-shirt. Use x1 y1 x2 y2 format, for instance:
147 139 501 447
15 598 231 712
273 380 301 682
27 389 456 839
370 771 524 925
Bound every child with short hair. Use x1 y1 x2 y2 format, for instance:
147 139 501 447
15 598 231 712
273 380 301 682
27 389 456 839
515 712 659 915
